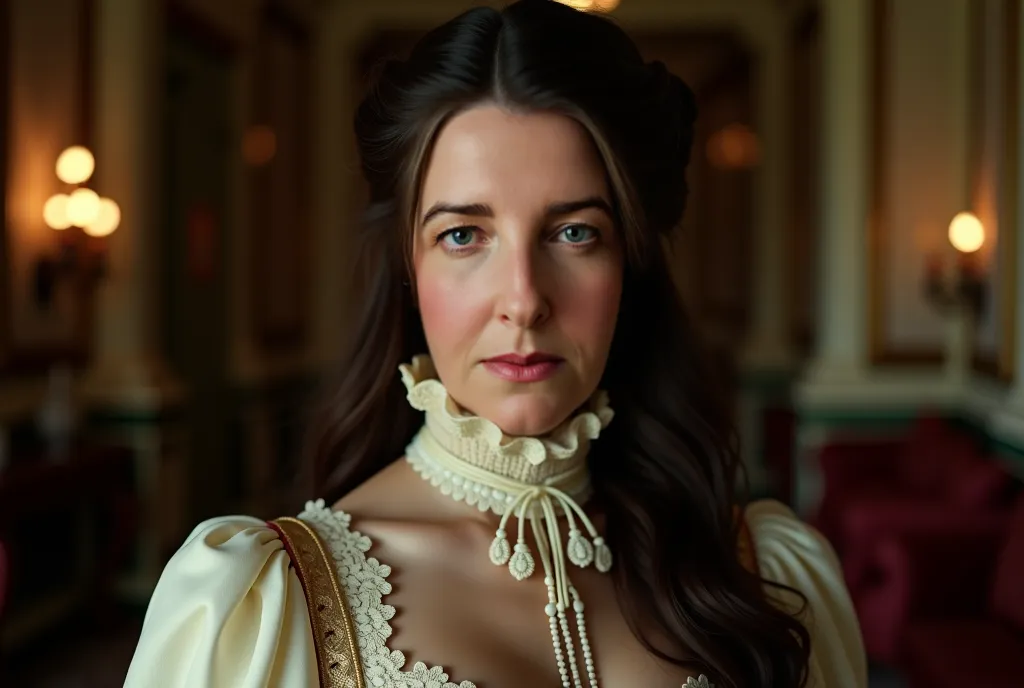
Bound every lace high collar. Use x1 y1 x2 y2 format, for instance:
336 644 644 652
399 355 614 501
399 354 615 688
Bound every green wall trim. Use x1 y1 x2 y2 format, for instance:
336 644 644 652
739 368 796 392
797 409 920 428
990 435 1024 467
740 369 795 386
738 370 797 408
796 407 1024 471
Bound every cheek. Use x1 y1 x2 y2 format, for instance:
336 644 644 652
415 263 490 354
557 266 622 350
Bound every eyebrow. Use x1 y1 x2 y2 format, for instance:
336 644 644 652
419 196 615 227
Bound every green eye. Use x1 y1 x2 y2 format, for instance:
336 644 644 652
443 228 475 246
560 225 595 243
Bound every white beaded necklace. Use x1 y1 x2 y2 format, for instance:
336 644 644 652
400 355 614 688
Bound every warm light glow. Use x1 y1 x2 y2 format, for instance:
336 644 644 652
706 124 762 170
556 0 594 9
555 0 618 11
242 125 277 166
66 188 101 226
83 197 121 237
948 211 985 253
55 145 95 184
43 194 72 230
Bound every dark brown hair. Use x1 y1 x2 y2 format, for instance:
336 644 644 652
310 1 810 685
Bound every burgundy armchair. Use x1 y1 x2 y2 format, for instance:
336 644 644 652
815 417 1013 572
812 416 1015 662
871 497 1024 687
852 508 1011 664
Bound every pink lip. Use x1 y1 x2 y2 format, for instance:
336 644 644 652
482 353 564 382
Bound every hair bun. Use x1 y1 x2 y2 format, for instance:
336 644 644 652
644 60 698 135
628 60 698 235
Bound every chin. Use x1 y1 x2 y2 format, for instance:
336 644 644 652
486 394 577 438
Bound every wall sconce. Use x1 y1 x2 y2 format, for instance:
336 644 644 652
924 211 987 317
35 145 121 308
706 123 762 170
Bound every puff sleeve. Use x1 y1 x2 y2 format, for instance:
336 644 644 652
746 499 868 688
123 516 318 688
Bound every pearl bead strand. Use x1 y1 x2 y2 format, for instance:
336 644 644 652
570 586 598 688
546 578 571 688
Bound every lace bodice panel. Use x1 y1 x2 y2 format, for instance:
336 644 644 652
300 499 478 688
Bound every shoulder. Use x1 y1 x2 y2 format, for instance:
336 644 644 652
137 515 292 615
742 498 847 613
331 463 396 517
743 499 868 688
124 514 318 687
743 499 842 584
172 514 286 570
331 455 442 522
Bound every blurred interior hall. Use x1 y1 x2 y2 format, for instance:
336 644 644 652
0 0 1022 686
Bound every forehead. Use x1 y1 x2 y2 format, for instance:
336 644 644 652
418 105 609 211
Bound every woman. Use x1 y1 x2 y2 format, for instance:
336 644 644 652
125 1 865 686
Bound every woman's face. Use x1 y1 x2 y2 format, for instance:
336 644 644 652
413 105 623 436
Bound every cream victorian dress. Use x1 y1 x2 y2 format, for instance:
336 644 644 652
124 359 867 688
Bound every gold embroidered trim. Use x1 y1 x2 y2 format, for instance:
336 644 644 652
272 516 366 688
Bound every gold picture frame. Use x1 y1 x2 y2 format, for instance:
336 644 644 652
968 0 1019 381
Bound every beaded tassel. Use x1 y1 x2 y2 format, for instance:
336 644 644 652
566 528 595 567
593 537 612 573
479 482 613 686
488 528 511 565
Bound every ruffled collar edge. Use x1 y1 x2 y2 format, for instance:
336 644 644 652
398 354 614 466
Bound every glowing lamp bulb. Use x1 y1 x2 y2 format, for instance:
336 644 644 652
83 197 121 237
593 0 620 10
66 188 101 226
55 146 95 185
43 193 72 230
948 211 985 253
242 125 277 166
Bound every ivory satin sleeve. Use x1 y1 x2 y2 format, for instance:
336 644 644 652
746 499 868 688
123 516 319 688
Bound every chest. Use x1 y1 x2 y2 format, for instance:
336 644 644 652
365 521 698 688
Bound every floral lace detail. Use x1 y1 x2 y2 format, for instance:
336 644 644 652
399 355 614 466
299 499 477 688
685 676 714 688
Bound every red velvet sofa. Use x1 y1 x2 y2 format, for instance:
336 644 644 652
868 496 1024 687
813 415 1016 661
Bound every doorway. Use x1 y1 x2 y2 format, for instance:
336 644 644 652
160 11 233 523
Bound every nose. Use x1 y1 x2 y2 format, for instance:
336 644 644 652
496 245 551 329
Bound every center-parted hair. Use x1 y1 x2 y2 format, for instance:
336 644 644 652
310 1 811 685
